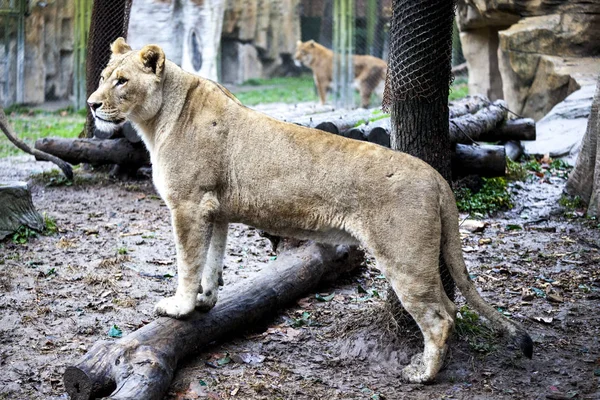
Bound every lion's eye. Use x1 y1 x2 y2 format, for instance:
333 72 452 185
116 77 128 86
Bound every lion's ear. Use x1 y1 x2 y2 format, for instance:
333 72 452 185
139 44 165 77
111 37 132 55
308 39 315 47
297 40 303 46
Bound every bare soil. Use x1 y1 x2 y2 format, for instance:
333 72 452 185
0 156 599 400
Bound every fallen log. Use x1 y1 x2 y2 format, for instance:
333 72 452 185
449 100 508 144
452 144 506 178
448 95 489 119
0 108 73 180
34 137 149 167
64 242 363 400
487 118 536 142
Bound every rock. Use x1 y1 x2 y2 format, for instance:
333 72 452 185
221 41 263 85
523 84 596 165
0 182 44 240
459 28 503 101
457 0 600 121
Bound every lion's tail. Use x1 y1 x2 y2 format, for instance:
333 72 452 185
438 179 533 359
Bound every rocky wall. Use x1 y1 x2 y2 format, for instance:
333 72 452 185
457 0 600 120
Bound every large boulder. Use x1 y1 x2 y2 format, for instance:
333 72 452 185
457 0 600 121
523 84 596 164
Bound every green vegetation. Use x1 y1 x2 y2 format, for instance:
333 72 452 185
232 75 317 106
455 305 497 354
43 213 59 235
455 177 513 216
232 74 470 106
11 225 38 244
449 77 469 101
559 195 585 211
1 107 85 158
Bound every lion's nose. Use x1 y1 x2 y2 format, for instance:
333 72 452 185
88 101 102 111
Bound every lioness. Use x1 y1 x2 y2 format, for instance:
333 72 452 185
294 39 387 108
88 38 532 383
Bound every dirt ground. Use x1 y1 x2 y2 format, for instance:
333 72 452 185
0 155 599 400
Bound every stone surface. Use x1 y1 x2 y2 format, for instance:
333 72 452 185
523 84 596 164
457 0 600 122
128 0 301 84
460 27 504 101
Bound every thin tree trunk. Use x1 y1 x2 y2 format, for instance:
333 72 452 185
383 0 457 320
85 0 133 138
566 77 600 216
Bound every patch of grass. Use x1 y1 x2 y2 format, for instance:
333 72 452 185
232 74 470 106
11 225 38 244
1 108 85 158
232 75 317 105
559 195 585 211
506 158 528 181
455 177 513 215
117 247 128 255
43 213 59 235
449 77 469 101
455 305 497 354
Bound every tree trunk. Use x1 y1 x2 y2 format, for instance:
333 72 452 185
34 138 149 168
64 242 363 400
566 77 600 216
85 0 133 138
383 0 457 319
0 182 44 240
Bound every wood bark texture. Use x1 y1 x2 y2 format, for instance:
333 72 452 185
34 138 149 167
0 108 73 179
0 182 44 240
566 77 600 216
452 144 506 178
64 242 363 400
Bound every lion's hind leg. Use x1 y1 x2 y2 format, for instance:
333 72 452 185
370 225 455 383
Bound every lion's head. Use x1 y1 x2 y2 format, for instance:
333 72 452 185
294 40 317 67
87 38 166 133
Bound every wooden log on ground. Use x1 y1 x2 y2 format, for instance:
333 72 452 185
452 144 506 178
64 242 363 400
0 108 73 180
34 137 149 167
449 100 508 144
448 95 489 119
487 118 536 142
288 108 376 131
0 182 44 240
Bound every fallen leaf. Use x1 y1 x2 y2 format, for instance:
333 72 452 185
479 238 492 245
108 325 122 338
461 219 487 233
532 316 553 324
231 352 265 365
547 293 564 303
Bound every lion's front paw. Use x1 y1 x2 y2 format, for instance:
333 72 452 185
401 353 432 384
196 291 218 312
154 296 195 318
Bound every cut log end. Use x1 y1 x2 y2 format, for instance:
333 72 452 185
63 367 97 400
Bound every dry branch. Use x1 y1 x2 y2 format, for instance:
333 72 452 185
0 108 73 180
34 137 149 167
64 242 363 400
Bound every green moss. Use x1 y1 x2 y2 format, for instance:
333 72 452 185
455 177 513 215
